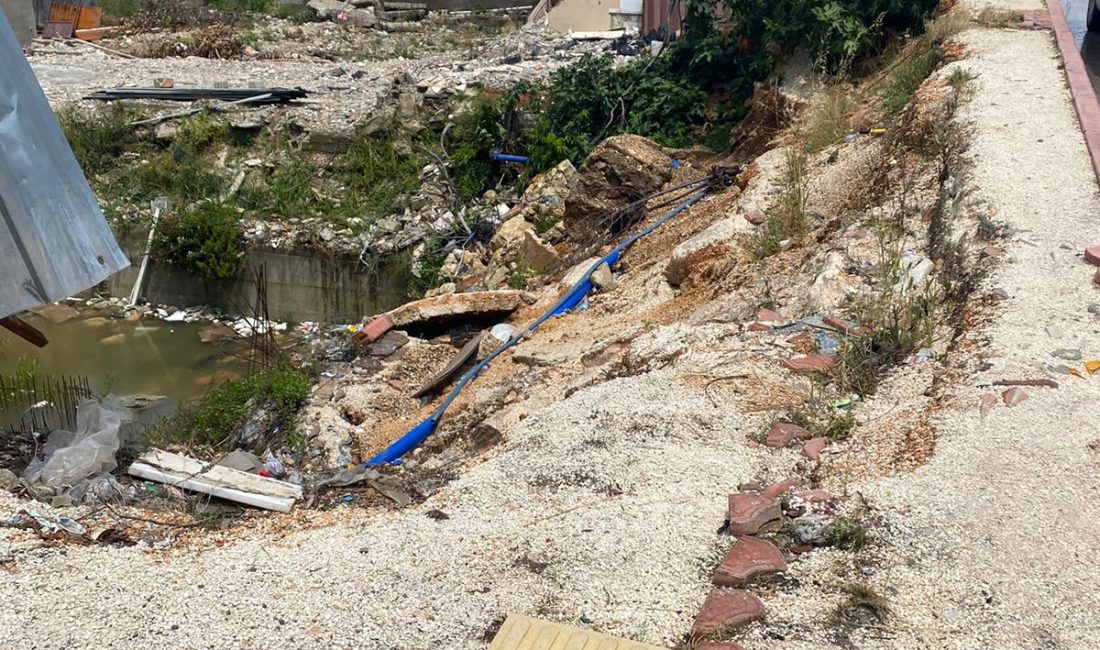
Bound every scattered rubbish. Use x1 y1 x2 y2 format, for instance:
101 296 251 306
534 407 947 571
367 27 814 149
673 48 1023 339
6 508 86 541
830 397 854 409
488 613 666 650
129 449 302 513
311 465 411 507
412 331 485 398
68 473 125 504
896 252 935 291
217 450 263 474
1086 360 1100 375
979 393 998 417
991 378 1059 389
490 323 519 342
86 86 308 104
23 399 131 489
1002 387 1028 407
1046 363 1083 378
906 347 934 364
1052 348 1082 361
815 331 839 354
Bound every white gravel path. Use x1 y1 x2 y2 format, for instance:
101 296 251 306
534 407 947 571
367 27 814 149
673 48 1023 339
749 4 1100 648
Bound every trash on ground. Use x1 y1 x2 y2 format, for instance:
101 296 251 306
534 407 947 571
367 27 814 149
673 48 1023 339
5 508 87 542
412 331 485 398
990 378 1059 388
128 449 302 513
22 398 131 489
1002 387 1028 407
311 465 411 507
85 86 308 104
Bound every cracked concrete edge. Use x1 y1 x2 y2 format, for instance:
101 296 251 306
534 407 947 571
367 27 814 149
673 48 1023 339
1047 0 1100 182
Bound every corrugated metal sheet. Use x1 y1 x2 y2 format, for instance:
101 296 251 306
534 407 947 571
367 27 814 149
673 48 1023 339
0 11 128 320
488 613 669 650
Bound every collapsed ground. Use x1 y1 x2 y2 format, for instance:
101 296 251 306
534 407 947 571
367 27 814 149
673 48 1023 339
4 1 1097 649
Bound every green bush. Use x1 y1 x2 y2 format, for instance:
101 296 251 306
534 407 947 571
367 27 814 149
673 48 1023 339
58 103 143 177
339 130 424 219
153 202 245 282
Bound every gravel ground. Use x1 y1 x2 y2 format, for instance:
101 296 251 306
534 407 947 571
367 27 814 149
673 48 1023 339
744 4 1100 648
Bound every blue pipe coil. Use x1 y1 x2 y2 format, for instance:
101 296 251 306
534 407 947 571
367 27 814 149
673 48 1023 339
364 188 708 466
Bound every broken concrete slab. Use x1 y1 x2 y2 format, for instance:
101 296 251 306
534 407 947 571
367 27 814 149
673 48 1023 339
666 217 739 286
564 134 672 232
491 217 534 252
518 230 560 274
387 290 525 329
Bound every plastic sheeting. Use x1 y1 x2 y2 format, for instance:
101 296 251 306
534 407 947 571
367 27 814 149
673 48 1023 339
0 12 129 320
24 399 132 488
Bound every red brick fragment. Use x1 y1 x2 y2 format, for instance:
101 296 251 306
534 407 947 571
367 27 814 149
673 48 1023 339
747 322 771 332
355 314 394 344
712 536 787 586
744 211 766 226
727 493 781 535
691 589 765 640
823 315 852 333
765 422 811 448
786 331 812 345
756 308 781 322
761 476 802 499
801 436 828 461
783 355 837 373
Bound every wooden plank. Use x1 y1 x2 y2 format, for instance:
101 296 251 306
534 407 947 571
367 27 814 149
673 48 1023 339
488 614 667 650
128 449 302 512
412 331 483 398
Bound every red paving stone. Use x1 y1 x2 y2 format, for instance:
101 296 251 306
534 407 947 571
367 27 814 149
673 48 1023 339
691 589 765 640
744 211 766 225
786 331 812 345
782 355 837 373
761 476 802 499
747 322 771 332
765 422 811 448
801 436 828 461
727 493 781 535
712 536 787 586
1087 247 1100 266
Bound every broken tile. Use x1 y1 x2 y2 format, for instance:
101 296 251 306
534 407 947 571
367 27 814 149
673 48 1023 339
691 589 765 640
756 308 781 323
712 536 787 586
761 476 802 499
765 422 811 448
1002 386 1028 407
979 392 998 417
801 436 828 461
727 493 781 535
782 355 837 373
1085 246 1100 266
744 211 766 226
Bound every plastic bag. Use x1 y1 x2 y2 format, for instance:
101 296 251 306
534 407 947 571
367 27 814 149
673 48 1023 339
23 398 131 488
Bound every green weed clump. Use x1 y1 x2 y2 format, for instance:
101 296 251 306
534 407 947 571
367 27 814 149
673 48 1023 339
823 516 871 551
340 130 424 219
146 364 312 451
754 146 809 257
153 201 245 282
58 103 143 177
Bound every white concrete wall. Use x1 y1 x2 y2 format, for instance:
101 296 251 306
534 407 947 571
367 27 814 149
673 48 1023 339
547 0 621 32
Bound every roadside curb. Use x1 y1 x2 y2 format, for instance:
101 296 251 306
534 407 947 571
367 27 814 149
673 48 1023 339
1047 0 1100 183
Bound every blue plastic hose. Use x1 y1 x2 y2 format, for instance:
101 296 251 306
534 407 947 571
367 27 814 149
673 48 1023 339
365 188 709 466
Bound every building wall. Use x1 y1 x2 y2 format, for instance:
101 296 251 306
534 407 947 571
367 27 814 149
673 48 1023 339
547 0 621 32
0 0 35 46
